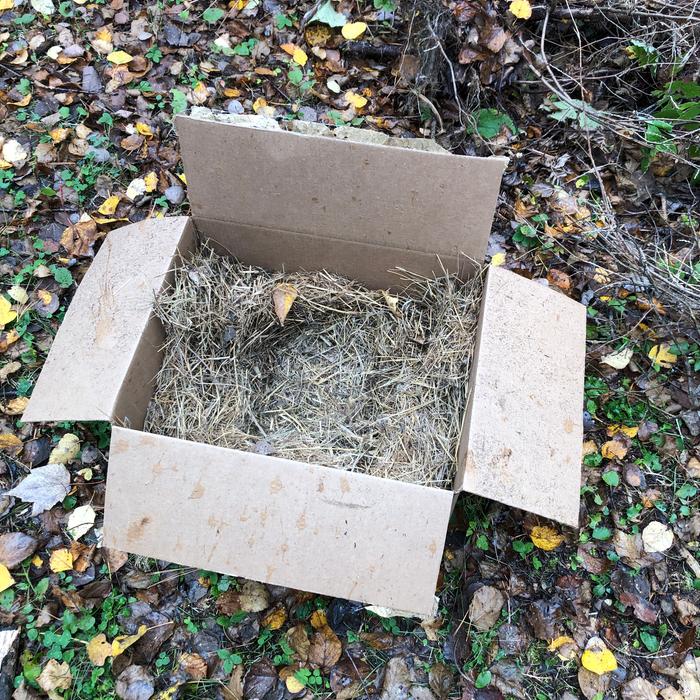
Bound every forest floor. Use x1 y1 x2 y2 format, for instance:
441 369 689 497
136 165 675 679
0 0 699 698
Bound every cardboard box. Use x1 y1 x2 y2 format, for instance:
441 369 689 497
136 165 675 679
22 114 586 618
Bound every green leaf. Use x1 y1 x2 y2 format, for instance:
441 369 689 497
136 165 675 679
676 483 697 501
475 670 492 689
471 108 517 140
592 526 612 541
202 6 225 23
639 631 659 652
50 265 73 289
288 68 303 86
309 0 347 27
602 471 620 487
171 89 188 115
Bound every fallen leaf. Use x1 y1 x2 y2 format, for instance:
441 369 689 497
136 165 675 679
4 396 28 415
468 585 505 631
0 433 22 451
135 121 153 137
286 625 310 661
0 532 37 569
67 504 96 540
0 563 15 593
273 284 298 325
239 580 270 612
602 439 628 460
308 625 342 670
382 290 400 316
126 177 147 201
285 675 305 693
642 521 673 553
581 637 618 675
310 609 327 629
112 625 148 656
49 548 74 573
530 525 564 551
292 47 308 65
6 464 71 516
309 0 347 27
30 0 54 14
548 636 577 661
420 617 443 642
491 252 506 266
116 664 154 700
8 285 28 304
98 195 120 215
341 22 367 40
648 344 677 367
0 333 20 355
144 171 158 192
607 424 639 438
87 633 113 666
621 677 658 700
61 217 100 257
179 652 208 680
49 433 80 464
107 50 133 65
0 0 14 9
601 346 633 369
509 0 532 19
262 605 287 630
0 297 17 328
345 90 367 109
2 139 28 166
38 659 72 699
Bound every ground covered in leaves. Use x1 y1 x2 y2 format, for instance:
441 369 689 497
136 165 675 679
0 0 699 698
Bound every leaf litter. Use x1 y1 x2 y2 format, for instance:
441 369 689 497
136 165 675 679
144 245 483 488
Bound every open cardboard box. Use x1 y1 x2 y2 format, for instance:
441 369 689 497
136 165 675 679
23 113 586 618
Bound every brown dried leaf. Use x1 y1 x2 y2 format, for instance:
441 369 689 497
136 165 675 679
308 625 342 670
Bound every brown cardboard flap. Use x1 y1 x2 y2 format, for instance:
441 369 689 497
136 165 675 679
456 267 586 527
175 115 507 267
22 217 194 423
104 427 453 617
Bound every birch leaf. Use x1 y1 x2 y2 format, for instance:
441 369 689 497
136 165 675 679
581 637 617 675
6 464 71 516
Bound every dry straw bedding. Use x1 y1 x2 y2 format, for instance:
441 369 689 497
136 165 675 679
144 245 483 489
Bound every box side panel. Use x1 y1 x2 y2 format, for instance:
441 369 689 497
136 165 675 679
104 427 453 617
456 268 586 528
22 217 194 423
199 218 479 289
176 116 506 265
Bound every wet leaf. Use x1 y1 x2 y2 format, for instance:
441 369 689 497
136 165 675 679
67 504 96 540
98 195 120 215
0 532 38 569
262 604 287 630
308 624 342 670
530 525 564 551
87 633 113 666
581 637 618 675
179 652 208 679
345 91 367 109
0 433 23 451
7 464 71 516
112 625 149 656
468 585 505 631
601 346 633 369
601 439 628 460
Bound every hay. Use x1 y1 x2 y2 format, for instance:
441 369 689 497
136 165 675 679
143 245 483 489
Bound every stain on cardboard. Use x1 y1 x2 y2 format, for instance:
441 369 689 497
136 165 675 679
269 477 283 494
563 418 574 433
189 481 205 499
127 516 151 543
340 477 351 494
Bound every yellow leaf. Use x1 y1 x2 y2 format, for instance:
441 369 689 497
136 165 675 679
341 22 367 40
107 50 133 65
0 297 17 328
112 624 148 656
593 267 611 284
272 284 298 325
490 252 506 267
262 606 288 630
509 0 532 19
0 563 15 593
648 343 677 368
548 636 574 651
0 0 14 10
601 439 627 460
144 171 158 192
136 121 153 137
178 173 187 185
49 548 74 573
86 634 113 666
98 195 120 215
345 90 367 109
607 424 638 439
253 97 268 113
49 433 80 464
310 609 327 629
530 525 564 551
31 555 43 566
581 637 618 675
49 127 71 143
37 289 52 305
548 635 577 661
292 47 308 65
4 396 29 415
224 87 241 98
0 433 22 450
285 675 305 693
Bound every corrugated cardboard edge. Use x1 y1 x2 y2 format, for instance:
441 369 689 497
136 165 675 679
456 267 586 528
104 427 454 617
22 217 194 423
